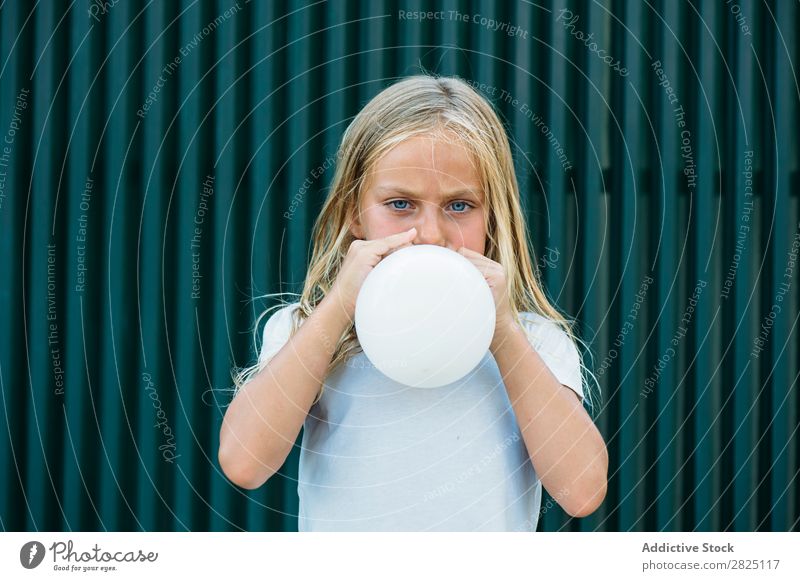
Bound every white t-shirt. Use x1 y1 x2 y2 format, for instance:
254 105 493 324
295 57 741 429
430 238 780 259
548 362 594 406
257 302 583 531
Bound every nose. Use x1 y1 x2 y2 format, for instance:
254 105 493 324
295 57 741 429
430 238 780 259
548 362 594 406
412 205 448 247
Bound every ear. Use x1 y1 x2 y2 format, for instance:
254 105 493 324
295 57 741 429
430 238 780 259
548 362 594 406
348 205 364 239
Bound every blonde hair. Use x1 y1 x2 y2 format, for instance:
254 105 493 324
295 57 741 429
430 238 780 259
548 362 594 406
231 74 601 414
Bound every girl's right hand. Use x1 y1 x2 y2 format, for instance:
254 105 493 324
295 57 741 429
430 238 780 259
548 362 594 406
328 227 417 321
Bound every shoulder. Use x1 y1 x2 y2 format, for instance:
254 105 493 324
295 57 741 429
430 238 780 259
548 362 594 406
258 302 302 364
517 311 584 399
263 302 301 331
517 310 577 355
271 302 302 323
517 311 565 341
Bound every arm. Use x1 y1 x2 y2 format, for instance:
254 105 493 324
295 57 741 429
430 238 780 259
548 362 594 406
218 295 351 489
218 228 417 490
490 321 608 518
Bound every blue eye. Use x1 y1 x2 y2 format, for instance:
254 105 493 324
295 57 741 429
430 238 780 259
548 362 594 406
386 199 473 213
389 200 410 211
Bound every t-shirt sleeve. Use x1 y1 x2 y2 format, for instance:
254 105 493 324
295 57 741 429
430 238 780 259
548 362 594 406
257 303 300 366
518 313 584 401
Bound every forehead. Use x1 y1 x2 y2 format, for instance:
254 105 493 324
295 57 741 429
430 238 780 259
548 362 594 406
365 134 484 198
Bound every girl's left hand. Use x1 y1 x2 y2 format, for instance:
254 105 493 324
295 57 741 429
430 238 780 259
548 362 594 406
457 247 517 350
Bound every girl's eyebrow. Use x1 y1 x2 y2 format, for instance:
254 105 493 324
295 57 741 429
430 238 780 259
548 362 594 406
375 185 483 201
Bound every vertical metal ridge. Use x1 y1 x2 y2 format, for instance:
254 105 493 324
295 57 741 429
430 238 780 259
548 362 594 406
98 0 139 531
768 0 798 533
731 0 758 532
0 0 26 532
136 0 160 532
653 0 681 532
613 0 645 536
62 0 99 532
693 0 723 533
27 0 65 532
170 0 205 531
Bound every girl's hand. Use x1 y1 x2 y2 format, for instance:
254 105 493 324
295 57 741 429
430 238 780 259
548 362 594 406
329 227 417 321
457 247 517 351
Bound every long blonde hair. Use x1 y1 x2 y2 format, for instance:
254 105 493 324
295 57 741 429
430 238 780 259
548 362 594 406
232 74 601 414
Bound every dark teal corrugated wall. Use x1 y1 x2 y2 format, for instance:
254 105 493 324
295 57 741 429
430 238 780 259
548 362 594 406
0 0 797 532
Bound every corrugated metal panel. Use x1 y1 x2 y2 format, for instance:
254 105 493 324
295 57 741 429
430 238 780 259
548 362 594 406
0 0 797 532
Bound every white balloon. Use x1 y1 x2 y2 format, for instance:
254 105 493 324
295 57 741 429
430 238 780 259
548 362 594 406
354 244 496 388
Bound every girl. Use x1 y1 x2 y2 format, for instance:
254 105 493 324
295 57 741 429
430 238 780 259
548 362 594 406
219 74 608 531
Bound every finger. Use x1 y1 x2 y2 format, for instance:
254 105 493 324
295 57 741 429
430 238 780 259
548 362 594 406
382 227 417 247
385 240 413 257
458 247 491 266
459 253 503 281
370 228 417 257
460 255 491 275
457 246 490 262
372 228 417 256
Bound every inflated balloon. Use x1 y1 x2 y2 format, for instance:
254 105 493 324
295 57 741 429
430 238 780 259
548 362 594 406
354 244 496 388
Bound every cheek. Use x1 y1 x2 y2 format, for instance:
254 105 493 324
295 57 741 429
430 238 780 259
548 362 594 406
465 213 487 244
360 204 400 238
448 214 486 253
